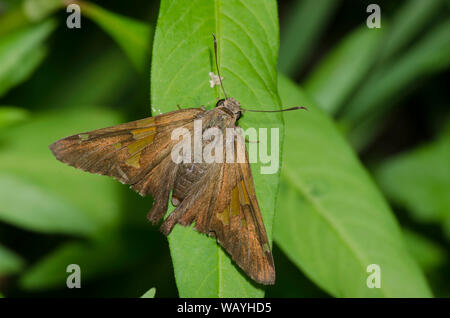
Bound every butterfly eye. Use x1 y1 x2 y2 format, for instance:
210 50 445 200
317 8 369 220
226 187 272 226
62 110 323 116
216 99 226 107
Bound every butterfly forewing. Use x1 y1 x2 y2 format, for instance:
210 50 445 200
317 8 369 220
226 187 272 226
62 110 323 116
50 108 203 184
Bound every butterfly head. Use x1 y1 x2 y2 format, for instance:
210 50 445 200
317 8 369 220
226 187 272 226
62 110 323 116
216 97 242 121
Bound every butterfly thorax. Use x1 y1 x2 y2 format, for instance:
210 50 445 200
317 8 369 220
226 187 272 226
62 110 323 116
216 97 242 122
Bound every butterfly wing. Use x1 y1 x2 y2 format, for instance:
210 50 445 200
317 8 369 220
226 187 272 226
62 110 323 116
50 108 275 284
50 108 205 222
160 134 275 285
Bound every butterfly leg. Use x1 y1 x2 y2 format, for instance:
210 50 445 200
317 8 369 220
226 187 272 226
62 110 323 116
245 137 259 143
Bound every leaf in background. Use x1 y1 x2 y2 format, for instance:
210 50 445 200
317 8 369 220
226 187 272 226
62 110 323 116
379 0 446 62
375 125 450 235
274 74 431 297
0 0 61 36
304 26 383 114
278 0 340 76
403 228 446 273
80 1 152 71
0 243 25 275
141 287 156 298
0 106 29 129
39 49 135 109
152 0 282 297
20 235 145 290
0 172 96 236
342 19 450 150
0 9 28 38
0 19 55 97
0 108 123 237
22 0 63 22
265 244 327 297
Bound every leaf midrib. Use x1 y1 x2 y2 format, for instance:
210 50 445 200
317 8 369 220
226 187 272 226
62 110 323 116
281 168 389 297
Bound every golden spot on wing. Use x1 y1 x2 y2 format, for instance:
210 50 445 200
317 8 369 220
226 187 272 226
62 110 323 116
131 126 156 139
127 134 155 155
238 180 250 205
172 196 180 206
241 219 247 228
263 243 270 253
230 186 241 216
217 186 241 225
125 152 141 168
113 143 122 150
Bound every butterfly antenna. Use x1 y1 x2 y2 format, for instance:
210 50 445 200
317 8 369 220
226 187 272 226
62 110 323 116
212 33 228 99
241 106 308 113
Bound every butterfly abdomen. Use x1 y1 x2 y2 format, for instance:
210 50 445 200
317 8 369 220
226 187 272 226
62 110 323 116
171 162 209 206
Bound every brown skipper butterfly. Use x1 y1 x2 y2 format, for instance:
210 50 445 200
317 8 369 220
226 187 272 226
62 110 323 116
50 35 305 285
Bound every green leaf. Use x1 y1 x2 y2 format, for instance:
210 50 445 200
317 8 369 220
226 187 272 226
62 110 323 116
0 106 29 129
22 0 63 22
141 287 156 298
278 0 340 76
151 0 282 297
403 228 446 273
304 26 383 114
39 49 135 109
0 19 55 97
0 172 97 236
0 0 61 36
81 2 152 71
0 243 25 275
379 0 446 62
0 8 28 37
343 19 450 149
20 235 144 290
274 74 432 297
375 126 450 234
0 108 123 237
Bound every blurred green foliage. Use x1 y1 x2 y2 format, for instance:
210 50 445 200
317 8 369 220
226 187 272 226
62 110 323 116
0 0 448 298
276 75 430 297
141 287 156 298
376 123 450 236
